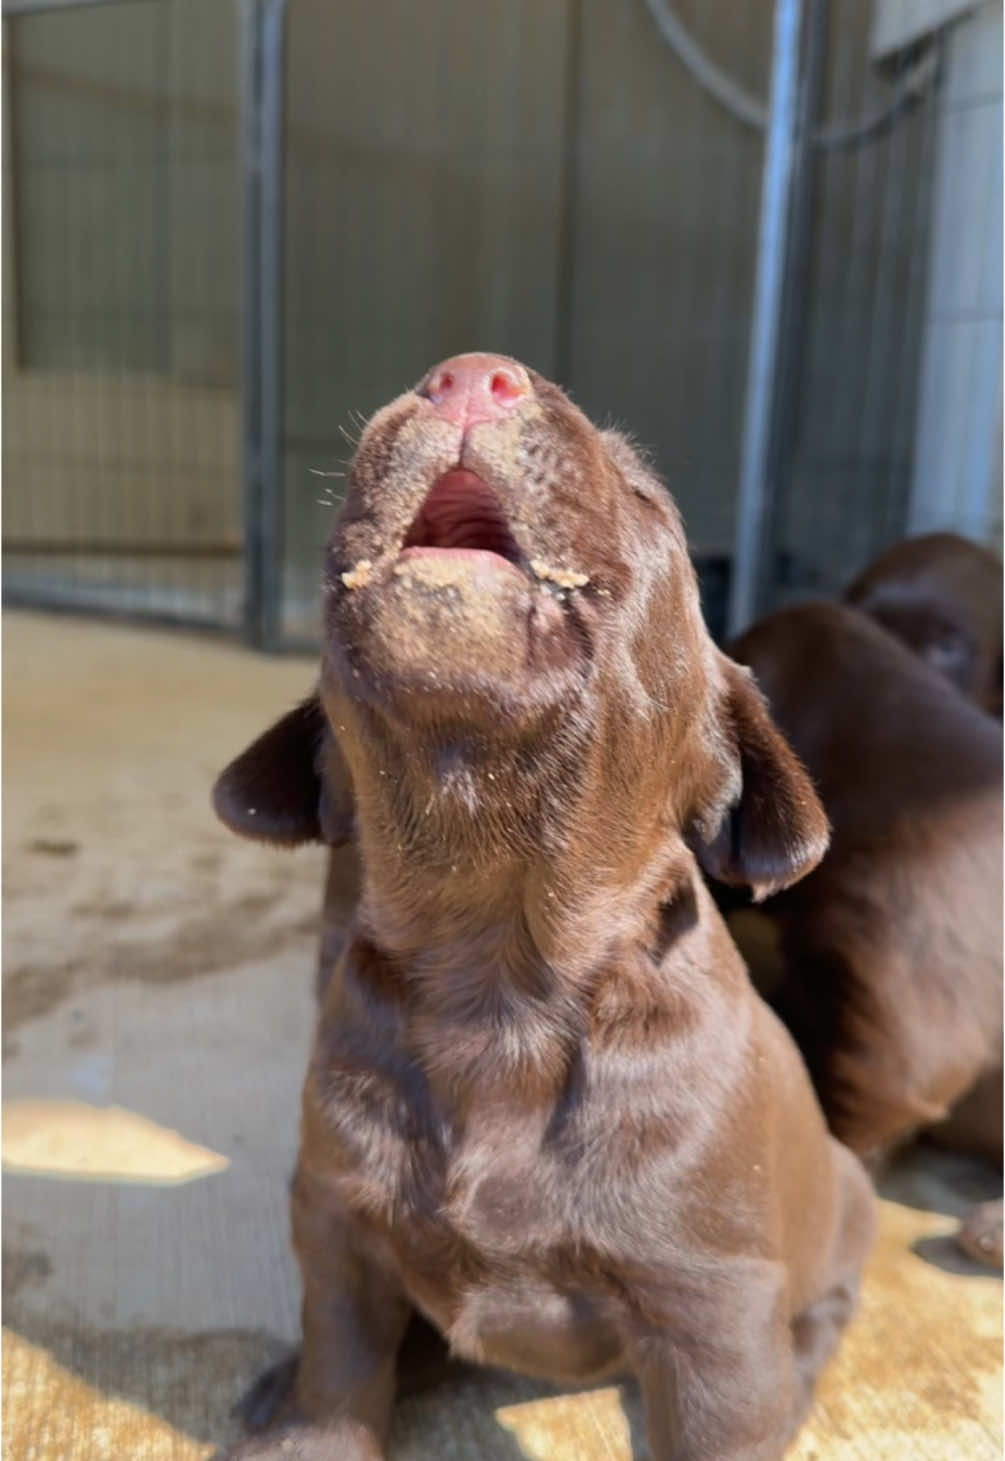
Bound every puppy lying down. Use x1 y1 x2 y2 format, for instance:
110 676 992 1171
845 532 1002 719
214 355 874 1461
729 601 1003 1269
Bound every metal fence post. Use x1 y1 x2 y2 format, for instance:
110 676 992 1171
726 0 804 637
240 0 286 649
239 0 263 645
760 0 828 598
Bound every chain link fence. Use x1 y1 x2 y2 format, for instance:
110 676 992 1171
3 0 999 647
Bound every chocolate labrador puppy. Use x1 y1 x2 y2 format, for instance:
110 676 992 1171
316 843 361 1000
214 354 874 1460
728 602 1003 1266
845 532 1002 717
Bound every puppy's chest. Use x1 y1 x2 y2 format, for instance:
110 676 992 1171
322 1053 562 1243
320 1058 625 1376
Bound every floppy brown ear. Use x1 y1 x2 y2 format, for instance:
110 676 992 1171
692 658 829 902
212 694 354 847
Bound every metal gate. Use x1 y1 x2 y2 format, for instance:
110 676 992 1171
3 0 246 631
3 0 997 648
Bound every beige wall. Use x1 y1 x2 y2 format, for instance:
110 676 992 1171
908 0 1003 549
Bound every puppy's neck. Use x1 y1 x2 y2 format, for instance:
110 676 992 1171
332 707 718 1108
342 845 709 1112
349 733 696 982
332 681 709 1013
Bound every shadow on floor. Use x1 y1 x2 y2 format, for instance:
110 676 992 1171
4 1293 652 1459
911 1233 999 1278
877 1143 1000 1221
3 1303 288 1451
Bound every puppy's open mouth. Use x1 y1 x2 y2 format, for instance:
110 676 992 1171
400 470 522 568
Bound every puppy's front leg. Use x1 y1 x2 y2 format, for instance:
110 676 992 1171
632 1267 798 1461
220 1165 412 1461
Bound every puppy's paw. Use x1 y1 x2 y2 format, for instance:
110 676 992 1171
956 1199 1004 1269
233 1352 300 1432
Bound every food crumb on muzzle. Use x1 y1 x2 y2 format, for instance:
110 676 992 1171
529 559 590 590
341 560 373 590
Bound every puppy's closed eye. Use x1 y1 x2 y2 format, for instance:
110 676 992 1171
600 430 666 510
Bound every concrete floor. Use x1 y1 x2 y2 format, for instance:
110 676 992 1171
3 610 1002 1460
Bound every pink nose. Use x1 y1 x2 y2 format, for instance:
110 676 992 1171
419 353 529 427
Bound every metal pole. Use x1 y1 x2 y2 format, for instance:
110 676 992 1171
239 0 265 645
760 0 828 598
726 0 804 637
239 0 286 649
258 0 287 650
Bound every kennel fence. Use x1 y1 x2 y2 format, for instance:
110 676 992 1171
3 0 998 649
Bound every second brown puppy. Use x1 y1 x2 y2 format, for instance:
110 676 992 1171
730 601 1002 1263
845 531 1002 717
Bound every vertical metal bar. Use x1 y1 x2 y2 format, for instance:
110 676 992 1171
890 44 938 544
240 0 286 649
154 0 174 614
760 0 827 601
239 0 266 644
726 0 804 637
257 0 287 648
3 18 24 369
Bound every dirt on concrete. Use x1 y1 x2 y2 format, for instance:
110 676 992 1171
3 612 328 1048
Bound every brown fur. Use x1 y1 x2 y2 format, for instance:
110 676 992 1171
316 843 362 1000
727 602 1002 1264
213 355 873 1460
845 532 1003 717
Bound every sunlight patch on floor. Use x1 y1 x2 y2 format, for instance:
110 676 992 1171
3 1329 213 1461
2 1101 229 1185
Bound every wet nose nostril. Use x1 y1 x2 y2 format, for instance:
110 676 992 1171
490 369 523 405
420 354 527 422
426 369 454 403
